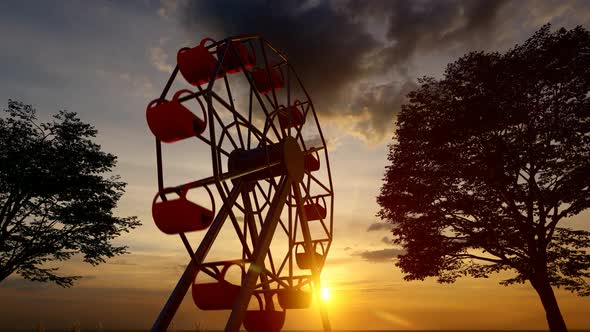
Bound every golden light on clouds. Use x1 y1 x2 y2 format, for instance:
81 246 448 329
375 311 413 329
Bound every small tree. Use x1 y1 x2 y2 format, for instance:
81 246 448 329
377 25 589 332
0 100 140 287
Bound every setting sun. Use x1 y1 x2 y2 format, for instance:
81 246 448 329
321 286 331 301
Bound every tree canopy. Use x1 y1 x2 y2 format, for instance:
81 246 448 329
0 100 140 287
377 25 589 331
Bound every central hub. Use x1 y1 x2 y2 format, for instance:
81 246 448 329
228 136 304 183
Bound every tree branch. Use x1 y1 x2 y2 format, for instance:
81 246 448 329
545 205 560 243
5 196 47 235
451 253 504 264
0 191 17 235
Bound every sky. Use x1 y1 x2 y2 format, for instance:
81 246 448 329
1 0 590 330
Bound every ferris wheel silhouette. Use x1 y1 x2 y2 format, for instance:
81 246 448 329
146 35 334 332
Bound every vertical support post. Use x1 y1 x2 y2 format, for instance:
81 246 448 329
292 182 331 332
241 186 275 310
151 182 243 332
225 176 292 332
156 139 164 191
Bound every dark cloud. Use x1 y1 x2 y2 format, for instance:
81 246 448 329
181 0 379 116
381 236 392 245
349 80 417 141
180 0 508 142
354 248 405 262
339 0 507 68
367 222 391 232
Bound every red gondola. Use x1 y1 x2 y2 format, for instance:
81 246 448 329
277 288 312 309
216 40 256 73
146 89 207 143
303 196 327 221
277 100 305 129
250 67 284 94
192 263 243 310
152 185 214 235
177 38 224 86
295 242 325 270
304 151 320 172
243 295 285 332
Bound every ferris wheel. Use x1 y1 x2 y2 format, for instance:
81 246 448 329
146 35 334 332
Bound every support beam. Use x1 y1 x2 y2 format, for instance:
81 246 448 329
151 182 243 332
292 182 332 332
241 186 275 310
225 176 292 332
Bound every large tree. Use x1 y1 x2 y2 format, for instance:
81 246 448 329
377 25 589 332
0 100 140 287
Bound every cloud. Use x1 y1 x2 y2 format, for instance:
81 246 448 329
367 222 391 232
339 0 508 67
333 279 402 293
354 248 405 262
95 68 156 99
325 256 356 266
179 0 380 138
375 311 413 328
157 0 179 19
178 0 508 143
149 46 174 73
108 259 138 266
346 80 417 143
381 236 392 245
0 54 70 90
0 278 50 290
0 275 95 290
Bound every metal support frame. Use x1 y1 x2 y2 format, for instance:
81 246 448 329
241 186 275 310
151 182 243 332
293 182 332 332
225 175 292 332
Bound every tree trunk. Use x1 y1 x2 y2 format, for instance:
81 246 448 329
0 264 16 283
531 277 568 332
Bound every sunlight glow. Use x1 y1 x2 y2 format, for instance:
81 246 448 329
375 311 413 328
321 286 331 301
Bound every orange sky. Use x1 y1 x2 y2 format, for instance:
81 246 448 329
1 1 590 330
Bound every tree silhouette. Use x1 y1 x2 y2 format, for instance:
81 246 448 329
377 25 589 332
0 100 140 287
